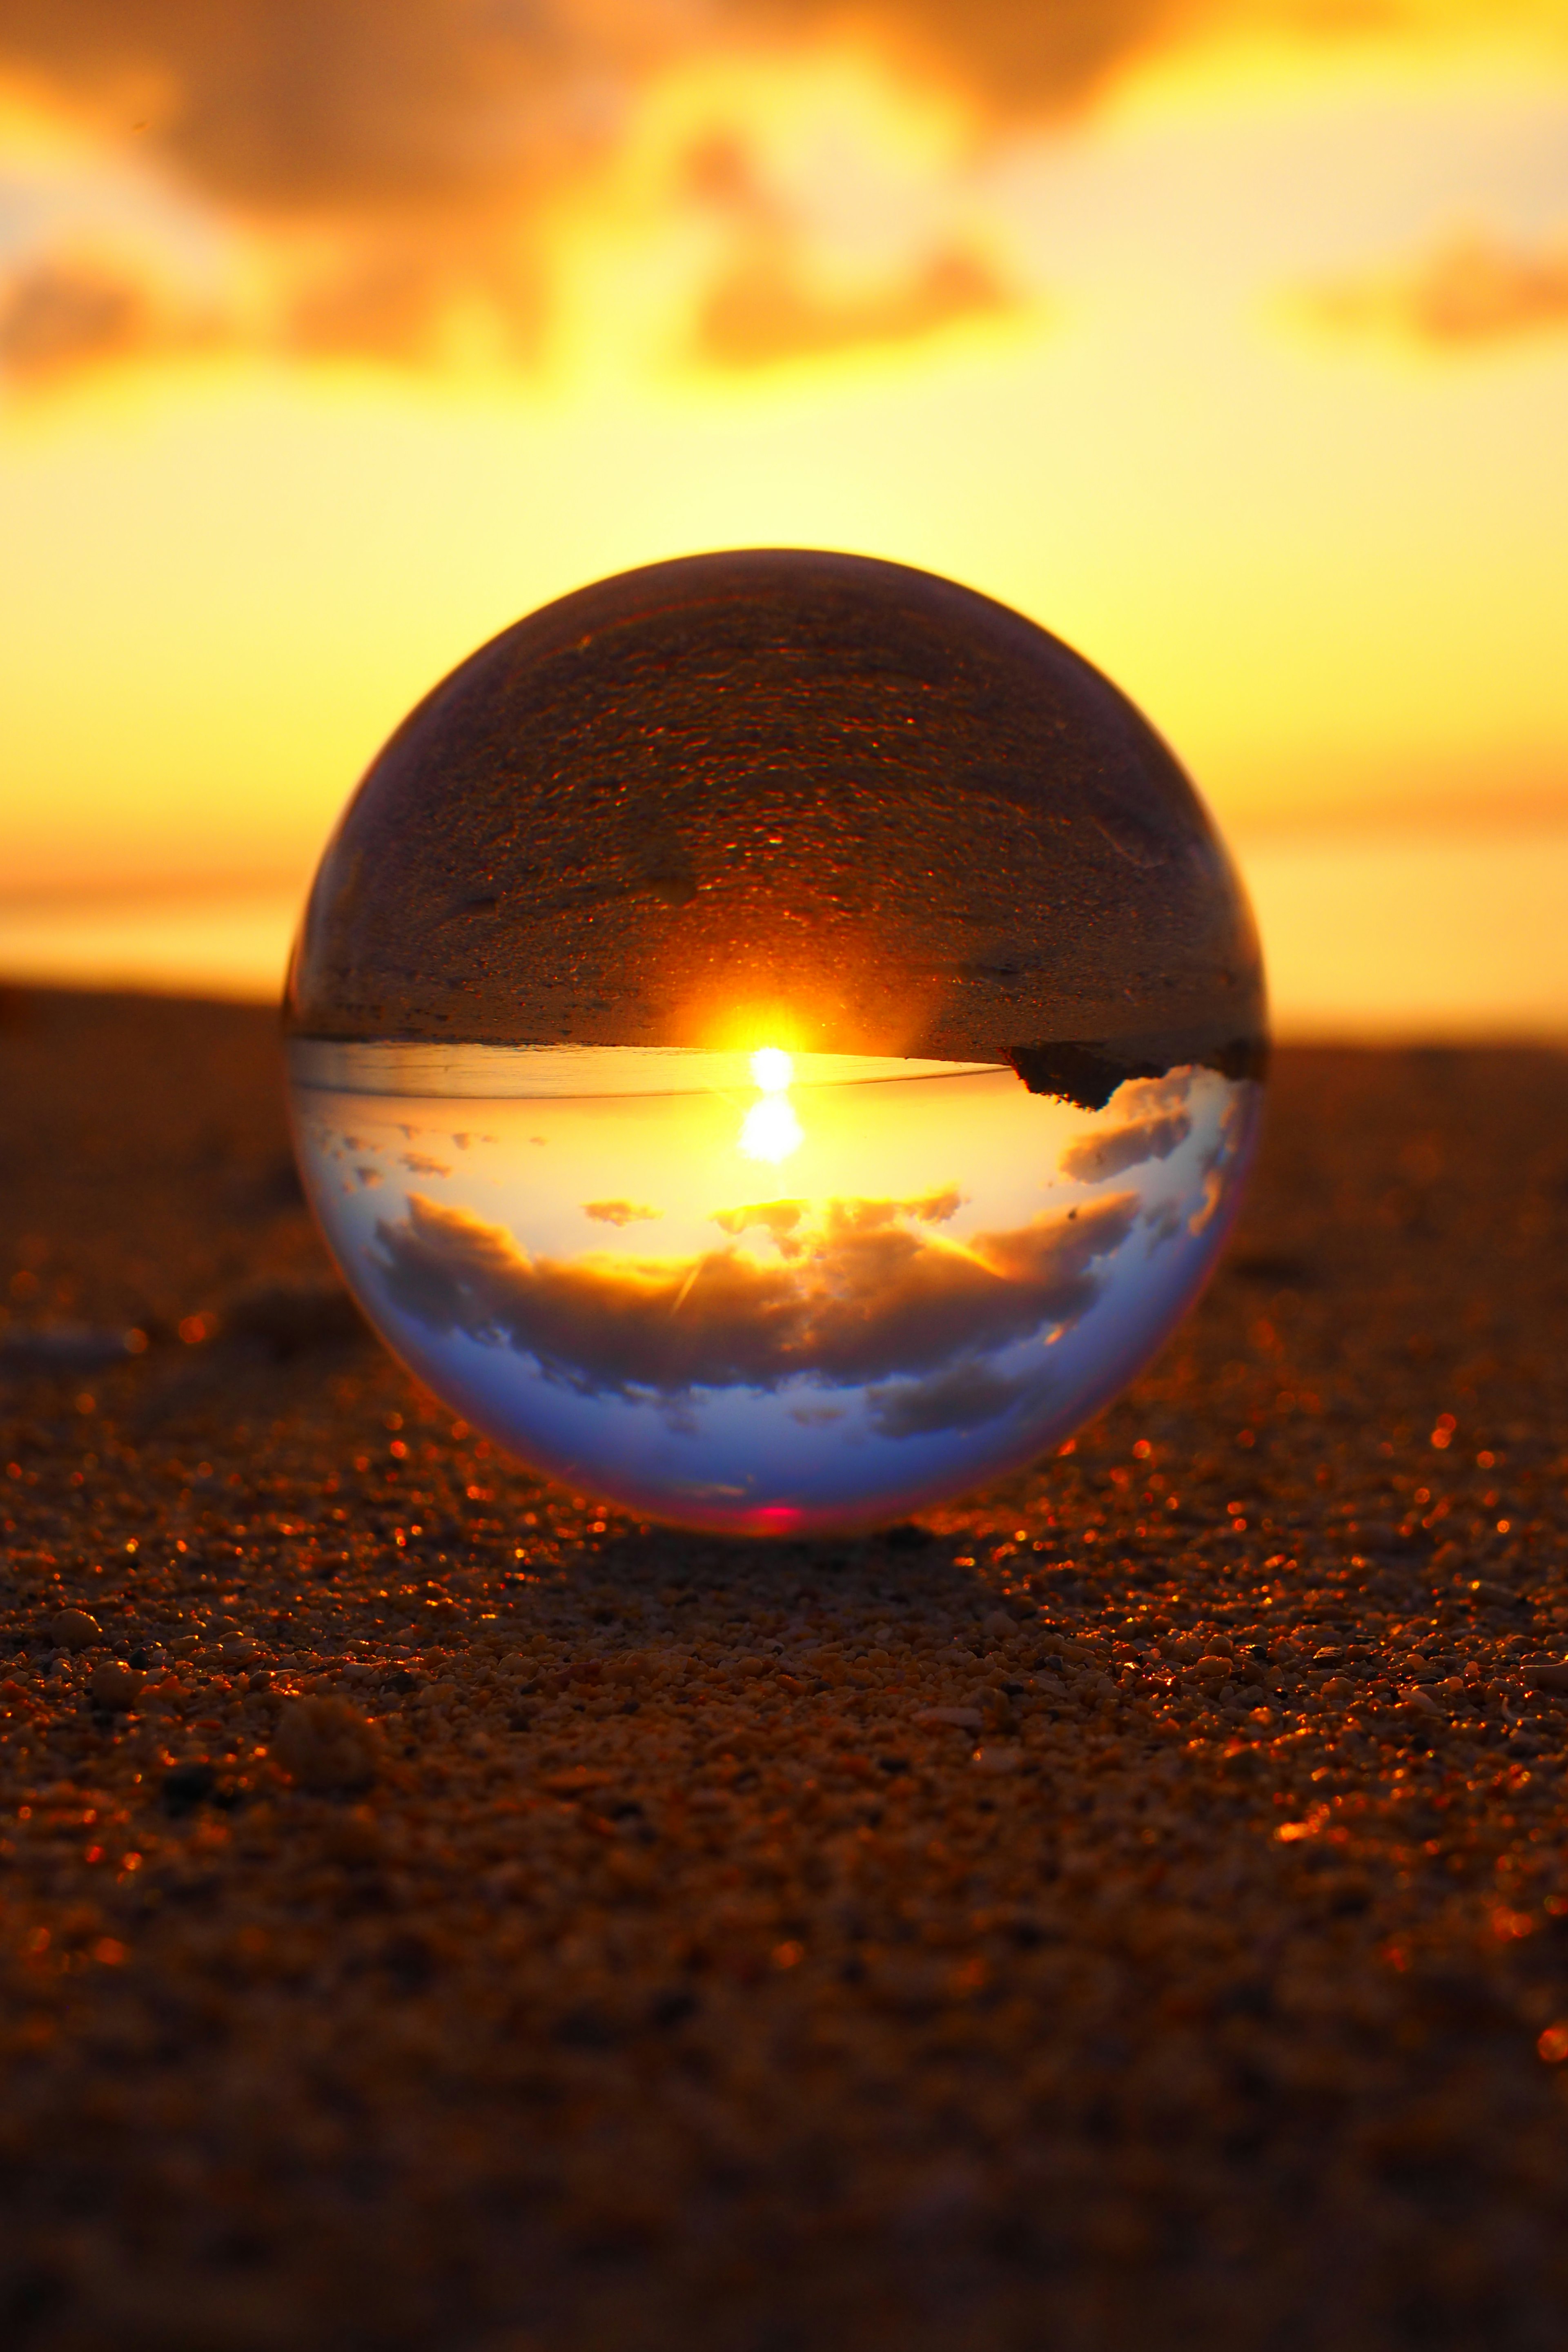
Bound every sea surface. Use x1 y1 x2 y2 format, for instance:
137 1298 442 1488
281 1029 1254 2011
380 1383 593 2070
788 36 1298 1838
4 823 1568 1036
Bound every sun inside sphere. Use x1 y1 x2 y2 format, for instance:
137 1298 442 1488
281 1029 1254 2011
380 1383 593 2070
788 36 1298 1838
286 551 1266 1536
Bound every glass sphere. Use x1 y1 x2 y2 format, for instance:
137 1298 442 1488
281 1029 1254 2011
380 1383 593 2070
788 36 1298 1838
286 551 1265 1535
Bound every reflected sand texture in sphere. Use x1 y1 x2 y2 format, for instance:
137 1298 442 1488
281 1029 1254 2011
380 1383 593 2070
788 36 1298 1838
290 1041 1259 1535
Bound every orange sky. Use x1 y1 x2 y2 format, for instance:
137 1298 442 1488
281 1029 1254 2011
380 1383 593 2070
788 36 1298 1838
2 2 1567 944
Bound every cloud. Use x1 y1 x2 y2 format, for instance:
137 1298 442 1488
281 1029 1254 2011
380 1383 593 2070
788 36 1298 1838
1060 1107 1191 1181
371 1184 1139 1403
10 3 1558 389
865 1353 1045 1438
693 241 1015 367
584 1199 662 1225
712 1188 961 1255
712 1198 808 1242
0 251 218 385
1304 230 1568 350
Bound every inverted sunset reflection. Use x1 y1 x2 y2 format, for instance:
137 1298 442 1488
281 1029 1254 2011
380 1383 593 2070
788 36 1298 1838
739 1048 804 1163
288 1043 1259 1535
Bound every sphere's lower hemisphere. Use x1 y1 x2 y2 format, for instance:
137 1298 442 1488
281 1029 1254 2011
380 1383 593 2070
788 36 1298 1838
289 1049 1260 1536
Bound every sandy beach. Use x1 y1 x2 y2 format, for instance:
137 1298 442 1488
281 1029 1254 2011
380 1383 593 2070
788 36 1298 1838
4 985 1568 2351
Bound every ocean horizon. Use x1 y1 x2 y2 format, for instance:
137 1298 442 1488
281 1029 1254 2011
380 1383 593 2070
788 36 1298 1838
4 819 1568 1041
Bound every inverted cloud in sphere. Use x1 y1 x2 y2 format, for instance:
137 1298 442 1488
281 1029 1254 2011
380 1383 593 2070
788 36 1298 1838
865 1353 1048 1439
371 1186 1141 1401
1060 1108 1192 1182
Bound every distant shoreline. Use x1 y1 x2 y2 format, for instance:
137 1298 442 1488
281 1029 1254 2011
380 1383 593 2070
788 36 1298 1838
6 817 1568 1038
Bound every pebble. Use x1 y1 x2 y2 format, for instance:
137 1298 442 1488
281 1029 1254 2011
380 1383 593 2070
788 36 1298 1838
50 1607 101 1652
87 1661 145 1711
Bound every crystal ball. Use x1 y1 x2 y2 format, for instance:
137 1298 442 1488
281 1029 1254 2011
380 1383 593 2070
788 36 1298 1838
285 551 1266 1535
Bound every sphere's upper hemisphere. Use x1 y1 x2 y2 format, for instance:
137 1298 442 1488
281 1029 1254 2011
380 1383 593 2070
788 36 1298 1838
285 552 1265 1104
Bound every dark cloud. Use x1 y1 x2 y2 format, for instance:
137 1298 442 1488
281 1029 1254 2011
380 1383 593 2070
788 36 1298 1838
0 0 630 378
865 1353 1044 1438
0 2 622 217
1305 230 1568 350
0 2 1195 221
1060 1107 1191 1181
372 1185 1138 1401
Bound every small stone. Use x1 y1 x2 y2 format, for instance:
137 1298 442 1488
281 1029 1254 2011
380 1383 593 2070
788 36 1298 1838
273 1695 380 1791
88 1661 145 1711
220 1635 261 1668
51 1608 101 1652
915 1706 983 1730
1522 1664 1568 1696
972 1745 1023 1774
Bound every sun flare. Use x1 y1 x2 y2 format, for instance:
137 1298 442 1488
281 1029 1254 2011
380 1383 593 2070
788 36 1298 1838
750 1046 794 1092
739 1090 804 1163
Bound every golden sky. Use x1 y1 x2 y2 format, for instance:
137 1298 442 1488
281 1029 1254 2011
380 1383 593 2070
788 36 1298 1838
2 0 1567 902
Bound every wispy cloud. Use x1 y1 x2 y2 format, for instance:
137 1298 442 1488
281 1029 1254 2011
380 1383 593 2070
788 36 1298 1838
1303 229 1568 351
0 249 222 385
584 1199 662 1226
1060 1105 1191 1183
694 241 1014 366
